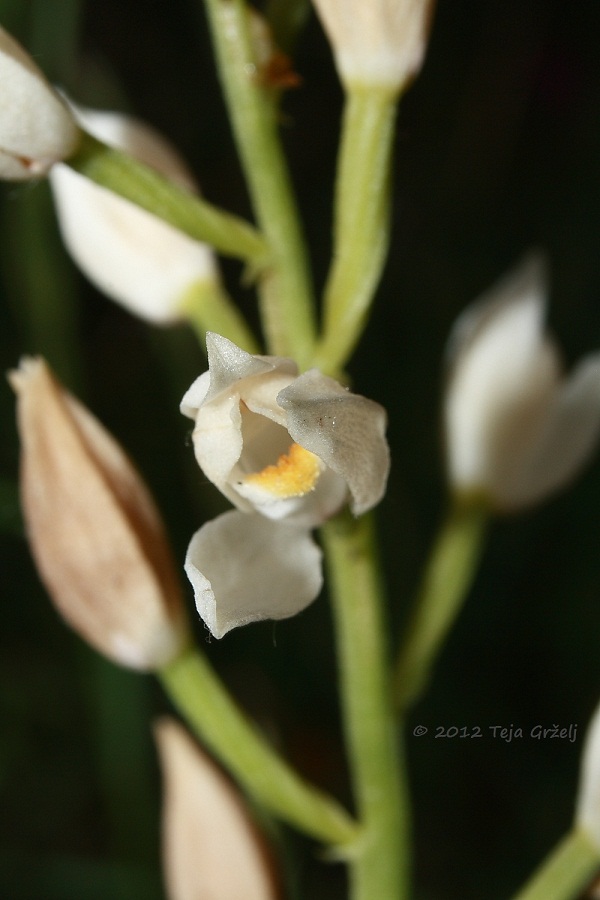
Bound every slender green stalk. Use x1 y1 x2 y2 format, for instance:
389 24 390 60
512 829 599 900
67 134 270 265
178 279 260 353
201 0 316 364
394 499 489 710
158 646 359 848
322 512 410 900
311 86 398 375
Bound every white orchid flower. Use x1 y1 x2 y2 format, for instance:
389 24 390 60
0 26 80 179
181 333 390 637
444 254 600 512
50 105 218 324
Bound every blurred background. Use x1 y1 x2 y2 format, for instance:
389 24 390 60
1 0 600 897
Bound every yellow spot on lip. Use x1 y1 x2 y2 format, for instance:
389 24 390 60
244 443 322 498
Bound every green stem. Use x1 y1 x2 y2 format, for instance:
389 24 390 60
394 499 489 711
158 646 359 848
178 278 260 353
311 86 398 375
512 829 599 900
67 134 270 265
265 0 310 54
202 0 316 364
322 512 410 900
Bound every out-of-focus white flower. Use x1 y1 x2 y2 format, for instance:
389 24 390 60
9 357 188 670
181 333 389 637
0 26 80 179
155 718 279 900
576 705 600 852
50 105 218 323
310 0 435 90
444 255 600 512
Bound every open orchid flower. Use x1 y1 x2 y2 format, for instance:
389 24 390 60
181 333 390 637
444 254 600 512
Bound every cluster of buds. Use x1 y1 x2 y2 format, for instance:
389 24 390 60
0 24 220 326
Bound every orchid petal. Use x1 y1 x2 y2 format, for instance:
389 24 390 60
445 255 562 497
187 335 299 501
179 371 211 420
185 511 323 638
72 106 197 191
277 369 390 514
204 333 297 405
503 353 600 509
235 465 348 528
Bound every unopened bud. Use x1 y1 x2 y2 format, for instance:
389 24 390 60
311 0 436 91
0 26 80 179
576 704 600 852
50 106 219 324
9 357 188 670
155 718 280 900
444 255 600 512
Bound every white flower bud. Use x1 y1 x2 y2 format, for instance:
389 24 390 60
311 0 435 90
9 357 188 670
50 105 218 323
576 705 600 852
444 255 600 511
155 718 280 900
0 26 79 179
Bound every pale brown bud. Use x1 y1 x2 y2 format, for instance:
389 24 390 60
9 357 188 670
154 718 280 900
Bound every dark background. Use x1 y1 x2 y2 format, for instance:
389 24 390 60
1 0 600 897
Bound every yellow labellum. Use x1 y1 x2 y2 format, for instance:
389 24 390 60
245 443 321 498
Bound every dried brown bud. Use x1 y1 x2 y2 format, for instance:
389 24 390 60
9 357 188 670
154 718 280 900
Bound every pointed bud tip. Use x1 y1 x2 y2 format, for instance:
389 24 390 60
155 717 280 899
